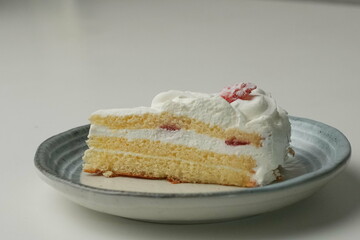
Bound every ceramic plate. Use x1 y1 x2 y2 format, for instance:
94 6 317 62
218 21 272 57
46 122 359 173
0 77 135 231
35 116 351 223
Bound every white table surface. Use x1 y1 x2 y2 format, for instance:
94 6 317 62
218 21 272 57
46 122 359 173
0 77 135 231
1 0 360 239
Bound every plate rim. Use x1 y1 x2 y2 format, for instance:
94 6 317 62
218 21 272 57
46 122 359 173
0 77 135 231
34 116 351 199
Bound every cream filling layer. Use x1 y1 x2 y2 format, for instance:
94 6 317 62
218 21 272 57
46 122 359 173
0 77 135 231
88 125 282 185
89 125 259 155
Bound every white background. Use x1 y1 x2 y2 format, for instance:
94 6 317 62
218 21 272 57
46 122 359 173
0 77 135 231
1 0 359 239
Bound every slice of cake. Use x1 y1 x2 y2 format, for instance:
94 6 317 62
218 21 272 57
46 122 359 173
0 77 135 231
83 83 291 187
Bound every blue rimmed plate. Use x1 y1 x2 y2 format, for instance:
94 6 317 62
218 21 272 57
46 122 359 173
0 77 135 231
34 116 351 223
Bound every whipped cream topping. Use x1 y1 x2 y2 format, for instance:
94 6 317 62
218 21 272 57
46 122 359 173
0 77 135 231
91 85 291 185
151 88 285 130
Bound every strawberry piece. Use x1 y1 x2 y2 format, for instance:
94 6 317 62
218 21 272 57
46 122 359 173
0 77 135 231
220 83 257 103
225 137 250 146
160 124 181 131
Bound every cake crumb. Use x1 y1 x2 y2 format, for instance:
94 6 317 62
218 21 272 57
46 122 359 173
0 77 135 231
103 171 114 177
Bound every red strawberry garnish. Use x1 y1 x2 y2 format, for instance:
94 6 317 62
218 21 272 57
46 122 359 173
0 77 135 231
220 83 257 103
225 137 250 146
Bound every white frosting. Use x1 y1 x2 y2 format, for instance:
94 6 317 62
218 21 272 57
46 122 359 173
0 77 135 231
90 86 291 185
